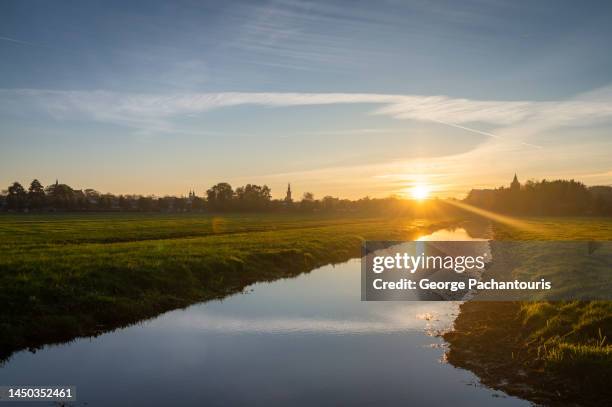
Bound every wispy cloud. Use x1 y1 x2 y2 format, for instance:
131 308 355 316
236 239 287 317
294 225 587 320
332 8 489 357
0 36 39 46
429 118 543 149
224 0 523 73
3 87 610 197
3 88 612 145
0 35 76 54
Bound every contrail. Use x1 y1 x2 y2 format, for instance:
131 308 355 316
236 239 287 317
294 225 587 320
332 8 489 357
0 36 39 47
0 35 73 54
431 118 543 149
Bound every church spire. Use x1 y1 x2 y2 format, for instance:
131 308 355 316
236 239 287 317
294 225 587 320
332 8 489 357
285 183 292 203
511 173 520 191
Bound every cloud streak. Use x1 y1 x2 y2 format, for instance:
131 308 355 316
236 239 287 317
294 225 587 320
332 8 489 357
429 118 543 149
0 36 39 46
2 88 610 197
3 88 612 132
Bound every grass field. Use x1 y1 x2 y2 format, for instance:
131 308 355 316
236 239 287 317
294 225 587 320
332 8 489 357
2 212 611 405
444 216 612 405
0 212 456 361
498 218 612 377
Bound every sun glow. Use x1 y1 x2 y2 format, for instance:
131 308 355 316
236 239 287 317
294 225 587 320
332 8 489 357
410 184 430 201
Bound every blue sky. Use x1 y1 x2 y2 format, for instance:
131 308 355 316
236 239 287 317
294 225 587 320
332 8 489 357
1 0 612 198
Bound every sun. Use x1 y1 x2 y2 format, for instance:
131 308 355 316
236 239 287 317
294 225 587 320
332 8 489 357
410 184 430 201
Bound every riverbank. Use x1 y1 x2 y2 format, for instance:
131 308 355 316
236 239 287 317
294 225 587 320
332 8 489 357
0 212 456 362
444 217 612 406
0 231 528 407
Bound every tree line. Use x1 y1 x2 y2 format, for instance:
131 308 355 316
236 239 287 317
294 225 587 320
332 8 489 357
465 179 612 216
0 179 428 214
3 177 610 215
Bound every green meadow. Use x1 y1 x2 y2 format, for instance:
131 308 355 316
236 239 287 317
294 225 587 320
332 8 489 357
0 212 454 360
445 217 612 405
2 212 611 405
500 218 612 378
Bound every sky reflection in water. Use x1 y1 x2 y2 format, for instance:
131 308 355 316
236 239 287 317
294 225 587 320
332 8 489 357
0 228 528 406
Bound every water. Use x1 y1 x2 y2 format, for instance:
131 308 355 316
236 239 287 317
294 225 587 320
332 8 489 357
0 228 529 406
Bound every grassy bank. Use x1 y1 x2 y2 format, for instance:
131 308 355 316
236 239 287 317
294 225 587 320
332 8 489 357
0 212 453 361
444 217 612 406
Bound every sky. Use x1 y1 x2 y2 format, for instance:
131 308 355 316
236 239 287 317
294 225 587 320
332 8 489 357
1 0 612 199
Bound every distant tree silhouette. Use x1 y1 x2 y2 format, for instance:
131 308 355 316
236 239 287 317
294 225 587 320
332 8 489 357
83 189 100 204
46 182 75 210
321 196 340 211
465 178 609 215
300 192 316 211
7 182 27 210
235 184 271 211
173 196 186 212
27 179 45 209
191 196 205 211
1 176 609 215
138 196 154 212
100 194 116 210
302 192 314 202
119 195 131 211
589 186 612 216
206 183 234 211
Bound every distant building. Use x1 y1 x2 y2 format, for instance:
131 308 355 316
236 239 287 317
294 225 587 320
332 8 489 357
285 183 293 203
188 189 196 203
510 173 521 191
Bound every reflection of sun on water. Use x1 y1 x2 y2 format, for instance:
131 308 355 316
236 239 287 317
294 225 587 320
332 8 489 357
416 227 487 241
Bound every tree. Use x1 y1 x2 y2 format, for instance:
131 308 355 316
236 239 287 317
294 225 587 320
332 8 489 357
137 196 154 212
235 184 272 210
190 196 205 211
28 179 45 209
46 182 76 210
302 192 314 202
119 195 131 211
96 194 111 210
300 192 317 212
173 196 186 212
206 183 234 211
7 182 27 210
465 178 593 216
322 195 339 211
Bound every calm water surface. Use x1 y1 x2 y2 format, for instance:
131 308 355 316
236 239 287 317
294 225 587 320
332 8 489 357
0 228 529 406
